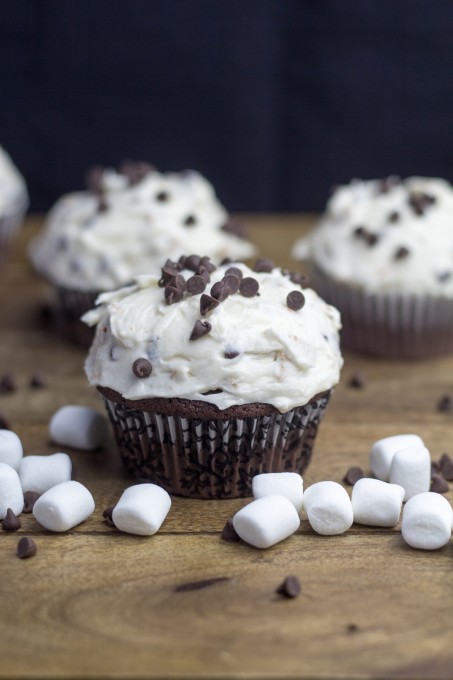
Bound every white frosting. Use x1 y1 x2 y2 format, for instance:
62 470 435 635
83 263 343 413
0 146 27 215
292 177 453 296
29 168 256 291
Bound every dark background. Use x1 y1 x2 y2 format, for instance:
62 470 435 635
1 0 453 212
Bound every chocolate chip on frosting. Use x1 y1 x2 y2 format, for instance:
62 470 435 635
239 277 259 297
222 274 240 294
365 232 379 247
253 258 274 273
353 226 366 238
289 271 309 287
199 256 216 273
394 246 410 260
190 320 212 341
185 255 201 272
200 294 219 316
184 214 197 226
186 275 206 295
196 266 211 284
159 262 180 287
165 286 184 305
211 281 230 302
169 274 187 292
388 211 400 223
286 291 305 311
225 266 243 281
85 165 104 194
118 160 154 185
408 191 436 216
132 358 152 378
224 351 240 359
156 191 169 202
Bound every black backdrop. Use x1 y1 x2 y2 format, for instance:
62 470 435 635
2 0 453 212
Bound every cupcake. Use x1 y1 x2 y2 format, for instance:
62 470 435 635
0 145 28 267
292 177 453 358
29 162 256 345
83 257 343 498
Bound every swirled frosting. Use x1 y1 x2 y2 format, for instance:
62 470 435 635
0 145 27 215
83 259 342 413
292 177 453 296
29 164 256 291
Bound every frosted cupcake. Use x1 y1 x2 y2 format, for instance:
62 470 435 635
29 162 256 344
292 177 453 358
83 257 343 498
0 145 28 267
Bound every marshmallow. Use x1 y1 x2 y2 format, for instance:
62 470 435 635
252 472 303 514
0 430 23 471
352 478 405 527
389 446 431 501
0 463 24 518
112 484 171 536
402 492 453 550
303 481 353 535
370 434 425 482
33 480 95 532
232 495 300 549
49 405 108 451
19 453 72 494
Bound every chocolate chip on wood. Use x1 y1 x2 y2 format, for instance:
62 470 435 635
276 576 301 599
2 508 21 532
17 537 37 559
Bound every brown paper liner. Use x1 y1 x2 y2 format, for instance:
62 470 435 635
310 265 453 359
0 195 28 268
99 387 331 499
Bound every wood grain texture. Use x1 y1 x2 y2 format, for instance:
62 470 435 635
1 217 453 679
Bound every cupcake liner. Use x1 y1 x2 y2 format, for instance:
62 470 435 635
310 265 453 358
55 286 98 347
100 388 331 499
0 194 28 267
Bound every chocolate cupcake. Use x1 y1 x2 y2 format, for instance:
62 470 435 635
83 258 343 498
29 162 256 345
292 177 453 358
0 145 28 268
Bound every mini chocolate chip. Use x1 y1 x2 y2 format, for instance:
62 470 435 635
200 294 219 316
118 160 153 185
2 508 21 532
178 255 187 269
221 219 247 239
437 394 452 412
186 275 206 295
0 374 16 394
353 226 366 238
225 266 243 281
388 211 400 223
102 505 116 528
348 372 366 389
289 271 310 287
276 576 301 599
431 473 449 494
211 281 230 302
365 232 379 246
199 256 216 273
29 373 47 389
239 277 259 297
190 320 212 341
437 271 452 283
408 191 436 216
85 165 104 193
159 263 180 287
224 351 240 359
196 266 211 284
286 291 305 311
223 274 240 294
23 491 40 513
165 286 184 305
185 255 201 272
0 411 11 429
168 274 187 292
132 358 152 378
346 623 359 633
156 191 169 202
175 576 231 592
221 518 241 542
97 197 108 213
17 537 37 559
220 257 232 265
343 466 365 486
201 388 223 395
184 215 197 226
439 454 453 480
253 258 274 273
394 246 410 260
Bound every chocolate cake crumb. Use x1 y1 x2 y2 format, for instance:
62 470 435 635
186 275 206 295
29 373 47 389
2 508 21 532
17 537 37 559
286 291 305 311
102 505 116 528
431 474 449 494
253 258 274 273
348 372 366 389
394 246 410 260
221 518 241 542
190 320 212 341
239 277 259 297
23 491 40 514
343 466 365 486
175 576 231 592
132 358 152 379
276 576 301 599
437 394 452 412
0 374 16 394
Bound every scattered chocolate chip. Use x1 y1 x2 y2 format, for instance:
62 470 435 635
289 271 310 287
23 491 40 514
183 214 197 226
353 226 366 238
0 410 11 429
199 256 216 273
276 576 301 599
102 505 116 528
17 537 37 559
224 351 240 359
118 160 154 185
0 374 16 394
165 286 184 305
432 461 440 475
437 394 452 412
221 219 247 239
353 226 378 246
394 246 410 260
2 508 21 532
190 320 212 341
185 255 201 272
175 576 231 592
156 191 169 202
132 358 152 378
348 372 366 389
221 518 241 542
223 274 240 294
211 281 230 302
29 373 47 389
239 277 259 298
365 232 379 247
200 294 219 316
253 258 274 273
220 257 232 265
346 623 359 633
196 266 211 284
97 196 108 213
186 275 206 295
431 473 450 494
437 271 452 283
178 255 187 269
388 211 400 223
439 454 453 480
169 274 187 292
286 291 305 311
378 176 400 194
202 388 223 395
408 191 436 216
159 262 180 287
343 466 365 486
85 165 104 193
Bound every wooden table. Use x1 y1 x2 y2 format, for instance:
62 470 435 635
1 216 453 679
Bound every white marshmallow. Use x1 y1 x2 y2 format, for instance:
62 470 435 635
402 492 453 550
352 478 405 527
0 430 23 471
0 462 24 518
49 405 108 451
303 481 353 535
19 453 72 494
112 484 171 536
232 495 300 549
370 434 425 482
252 472 303 513
33 480 95 532
389 446 431 501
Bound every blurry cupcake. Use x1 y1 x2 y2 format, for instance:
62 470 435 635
292 177 453 358
0 145 28 267
83 257 342 498
29 162 256 345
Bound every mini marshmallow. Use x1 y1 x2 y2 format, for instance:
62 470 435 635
112 484 172 536
303 481 353 535
33 480 95 532
19 453 72 494
352 478 405 527
370 434 425 482
389 446 431 501
0 430 23 471
402 492 453 550
232 495 300 549
252 472 303 514
49 405 108 451
0 462 24 518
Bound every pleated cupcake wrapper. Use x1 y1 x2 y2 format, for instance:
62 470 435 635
101 391 331 499
310 265 453 358
55 287 98 347
0 195 28 267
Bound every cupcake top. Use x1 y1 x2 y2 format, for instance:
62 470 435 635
29 162 256 292
83 257 343 413
292 177 453 296
0 145 27 215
